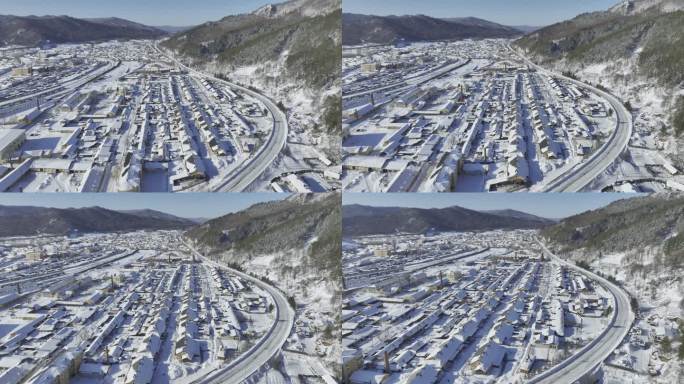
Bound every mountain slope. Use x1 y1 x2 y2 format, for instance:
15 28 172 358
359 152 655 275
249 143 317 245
343 205 553 236
515 0 684 145
0 205 194 237
162 1 339 90
541 194 684 267
541 193 684 336
161 0 341 161
515 3 684 87
184 193 341 280
83 17 167 34
342 13 522 45
183 192 342 374
0 15 166 47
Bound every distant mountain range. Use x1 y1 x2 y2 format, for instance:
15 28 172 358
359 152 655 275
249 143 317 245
0 15 167 47
510 25 542 33
0 205 194 237
153 25 195 34
342 13 523 45
119 209 204 224
342 204 554 237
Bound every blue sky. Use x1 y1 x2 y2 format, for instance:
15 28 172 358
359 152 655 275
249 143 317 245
343 193 639 219
0 193 287 219
0 0 272 26
0 0 619 28
343 0 618 26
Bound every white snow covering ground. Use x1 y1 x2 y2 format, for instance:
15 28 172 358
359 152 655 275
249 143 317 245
534 49 684 189
213 249 341 379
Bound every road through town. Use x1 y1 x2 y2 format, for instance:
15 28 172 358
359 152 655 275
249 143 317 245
530 239 634 384
510 45 633 192
155 42 288 192
183 241 294 384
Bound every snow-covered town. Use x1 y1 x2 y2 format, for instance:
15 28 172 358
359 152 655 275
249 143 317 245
341 39 684 193
0 230 336 384
0 39 336 193
341 229 647 383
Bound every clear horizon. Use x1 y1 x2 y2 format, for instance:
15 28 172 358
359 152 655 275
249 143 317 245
0 193 288 219
343 0 618 27
0 0 275 26
0 193 640 220
342 193 640 220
